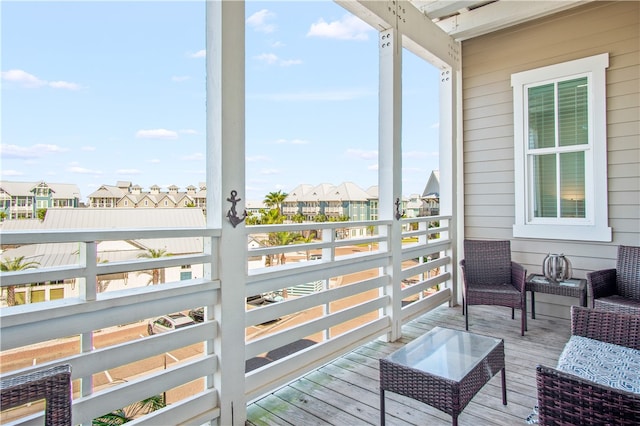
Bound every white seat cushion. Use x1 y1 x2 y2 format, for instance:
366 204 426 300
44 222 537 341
556 335 640 394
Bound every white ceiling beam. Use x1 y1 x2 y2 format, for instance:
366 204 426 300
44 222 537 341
334 0 394 32
335 0 459 69
435 0 594 40
412 0 481 20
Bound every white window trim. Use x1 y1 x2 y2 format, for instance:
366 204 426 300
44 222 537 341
512 53 611 242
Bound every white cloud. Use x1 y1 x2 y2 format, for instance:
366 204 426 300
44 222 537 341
172 75 190 82
367 164 378 171
270 41 284 48
1 69 82 90
247 9 277 34
256 53 278 65
68 165 102 175
1 169 25 177
181 153 204 161
188 50 206 58
1 143 68 159
135 129 179 140
346 148 378 160
430 122 440 129
307 14 371 41
49 80 82 90
148 159 161 164
116 169 142 175
254 53 302 67
1 69 46 88
81 146 96 151
38 144 68 153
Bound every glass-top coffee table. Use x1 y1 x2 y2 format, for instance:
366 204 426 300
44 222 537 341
379 327 506 425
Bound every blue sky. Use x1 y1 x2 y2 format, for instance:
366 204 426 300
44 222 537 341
1 1 440 202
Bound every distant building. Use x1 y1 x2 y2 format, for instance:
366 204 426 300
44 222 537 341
0 208 207 306
273 176 439 223
283 182 372 222
420 170 440 217
245 200 267 217
87 182 207 211
0 181 81 220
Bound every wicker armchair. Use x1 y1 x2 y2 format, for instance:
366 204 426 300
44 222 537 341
536 307 640 425
0 364 72 425
459 239 527 336
587 245 640 315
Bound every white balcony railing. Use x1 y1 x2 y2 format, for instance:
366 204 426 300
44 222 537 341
324 207 343 214
243 216 453 401
0 216 453 424
0 227 220 425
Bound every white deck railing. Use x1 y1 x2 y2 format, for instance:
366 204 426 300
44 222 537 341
0 216 453 424
0 228 220 425
244 216 453 401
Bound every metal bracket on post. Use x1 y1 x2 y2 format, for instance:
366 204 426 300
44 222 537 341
226 190 247 228
395 198 405 220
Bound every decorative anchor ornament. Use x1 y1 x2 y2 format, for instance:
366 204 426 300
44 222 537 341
395 197 405 220
226 190 247 228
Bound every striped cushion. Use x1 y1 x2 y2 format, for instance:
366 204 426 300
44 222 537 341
556 335 640 394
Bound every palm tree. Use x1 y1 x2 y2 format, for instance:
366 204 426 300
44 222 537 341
292 212 305 223
268 232 302 265
137 248 171 285
245 211 259 225
0 256 40 306
313 214 327 223
96 258 112 293
296 233 316 261
37 208 47 221
93 395 165 425
263 190 288 215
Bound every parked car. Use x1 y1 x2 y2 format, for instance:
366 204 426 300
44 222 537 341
188 307 204 323
147 313 196 335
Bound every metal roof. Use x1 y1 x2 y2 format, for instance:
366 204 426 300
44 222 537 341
40 208 206 229
0 180 81 199
0 208 207 268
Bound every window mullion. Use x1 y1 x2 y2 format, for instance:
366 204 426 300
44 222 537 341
553 81 562 219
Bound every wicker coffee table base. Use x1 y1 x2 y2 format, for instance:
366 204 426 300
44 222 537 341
380 339 506 426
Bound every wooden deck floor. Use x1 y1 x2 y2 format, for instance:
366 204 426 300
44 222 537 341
246 304 571 426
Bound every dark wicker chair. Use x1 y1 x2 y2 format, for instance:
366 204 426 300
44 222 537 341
587 245 640 315
0 364 72 425
536 306 640 425
459 239 527 336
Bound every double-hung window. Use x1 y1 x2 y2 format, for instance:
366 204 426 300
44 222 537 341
512 53 611 241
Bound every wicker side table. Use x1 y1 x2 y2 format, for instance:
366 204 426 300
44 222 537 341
526 274 587 319
379 327 506 426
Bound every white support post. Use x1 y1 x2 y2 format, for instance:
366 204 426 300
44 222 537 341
378 26 403 342
438 53 463 307
206 1 246 425
78 241 97 397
